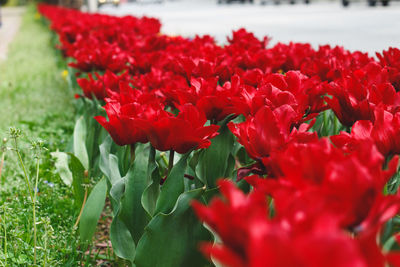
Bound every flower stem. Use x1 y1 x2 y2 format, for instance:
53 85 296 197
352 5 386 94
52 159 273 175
323 111 328 136
73 189 88 228
160 152 168 167
149 146 156 164
43 221 48 267
0 152 5 183
2 205 7 267
33 155 40 265
13 138 34 202
168 150 175 175
130 144 136 165
333 116 339 135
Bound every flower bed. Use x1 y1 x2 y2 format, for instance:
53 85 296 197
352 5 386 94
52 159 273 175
39 4 400 266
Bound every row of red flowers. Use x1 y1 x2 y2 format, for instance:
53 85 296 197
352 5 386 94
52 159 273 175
39 3 400 266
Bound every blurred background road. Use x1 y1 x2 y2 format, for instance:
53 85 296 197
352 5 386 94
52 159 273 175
100 0 400 55
0 7 24 61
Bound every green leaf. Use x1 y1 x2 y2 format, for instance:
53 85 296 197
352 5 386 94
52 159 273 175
73 116 89 170
141 149 161 217
135 188 211 267
203 224 224 267
387 170 400 195
237 179 251 194
99 136 113 179
79 177 107 243
236 145 253 166
116 144 131 177
108 154 122 185
84 118 96 167
224 153 236 178
51 151 72 186
154 153 190 214
99 136 123 184
197 123 235 188
110 216 135 262
68 153 86 208
188 150 201 174
119 145 151 244
315 110 343 137
84 98 104 157
110 178 125 210
201 187 220 204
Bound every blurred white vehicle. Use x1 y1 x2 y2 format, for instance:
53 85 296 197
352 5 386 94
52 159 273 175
98 0 120 7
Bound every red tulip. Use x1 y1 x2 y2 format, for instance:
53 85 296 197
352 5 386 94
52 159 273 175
94 100 164 146
377 47 400 91
228 105 317 162
332 108 400 157
147 104 220 154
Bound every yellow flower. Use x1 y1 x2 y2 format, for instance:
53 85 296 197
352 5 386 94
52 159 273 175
62 70 69 81
34 13 41 20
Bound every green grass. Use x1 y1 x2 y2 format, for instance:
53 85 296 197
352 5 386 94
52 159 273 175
0 6 101 266
0 7 74 132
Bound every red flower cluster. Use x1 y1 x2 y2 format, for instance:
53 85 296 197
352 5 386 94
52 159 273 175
39 4 400 266
39 4 400 130
325 62 400 126
193 176 400 267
